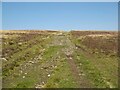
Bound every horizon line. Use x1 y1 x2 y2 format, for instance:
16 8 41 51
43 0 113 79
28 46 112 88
1 29 118 32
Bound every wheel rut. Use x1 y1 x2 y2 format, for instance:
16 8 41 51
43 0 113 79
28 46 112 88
58 34 92 88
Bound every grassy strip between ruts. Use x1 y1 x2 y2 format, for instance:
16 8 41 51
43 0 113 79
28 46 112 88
44 53 78 88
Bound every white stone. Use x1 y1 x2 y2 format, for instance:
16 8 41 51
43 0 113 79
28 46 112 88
29 61 34 64
2 58 7 61
55 66 57 68
69 57 72 60
23 76 25 78
79 63 82 66
48 74 50 77
18 42 22 45
76 47 78 49
20 71 23 73
42 82 45 84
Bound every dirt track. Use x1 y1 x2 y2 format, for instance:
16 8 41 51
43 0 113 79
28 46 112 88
2 31 118 88
51 34 93 88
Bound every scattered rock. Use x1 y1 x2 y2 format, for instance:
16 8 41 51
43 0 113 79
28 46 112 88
18 42 22 45
23 76 25 78
35 84 44 88
69 57 72 60
54 66 57 68
60 43 62 45
76 47 78 49
39 57 42 60
48 74 50 77
29 61 34 64
47 36 49 38
2 58 7 61
42 82 45 84
79 63 82 66
108 83 114 88
43 49 45 51
79 73 85 76
20 70 23 73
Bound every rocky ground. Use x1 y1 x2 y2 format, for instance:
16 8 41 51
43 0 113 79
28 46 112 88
1 30 118 88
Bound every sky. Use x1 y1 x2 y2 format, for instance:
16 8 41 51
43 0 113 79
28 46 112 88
2 2 118 31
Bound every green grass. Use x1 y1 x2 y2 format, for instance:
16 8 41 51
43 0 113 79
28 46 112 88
3 31 118 88
72 43 118 88
87 53 118 87
3 39 66 88
74 51 110 88
42 46 63 60
2 35 52 78
70 33 118 88
45 57 78 88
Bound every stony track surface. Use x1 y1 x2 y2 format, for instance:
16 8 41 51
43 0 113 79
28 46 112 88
2 31 118 88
